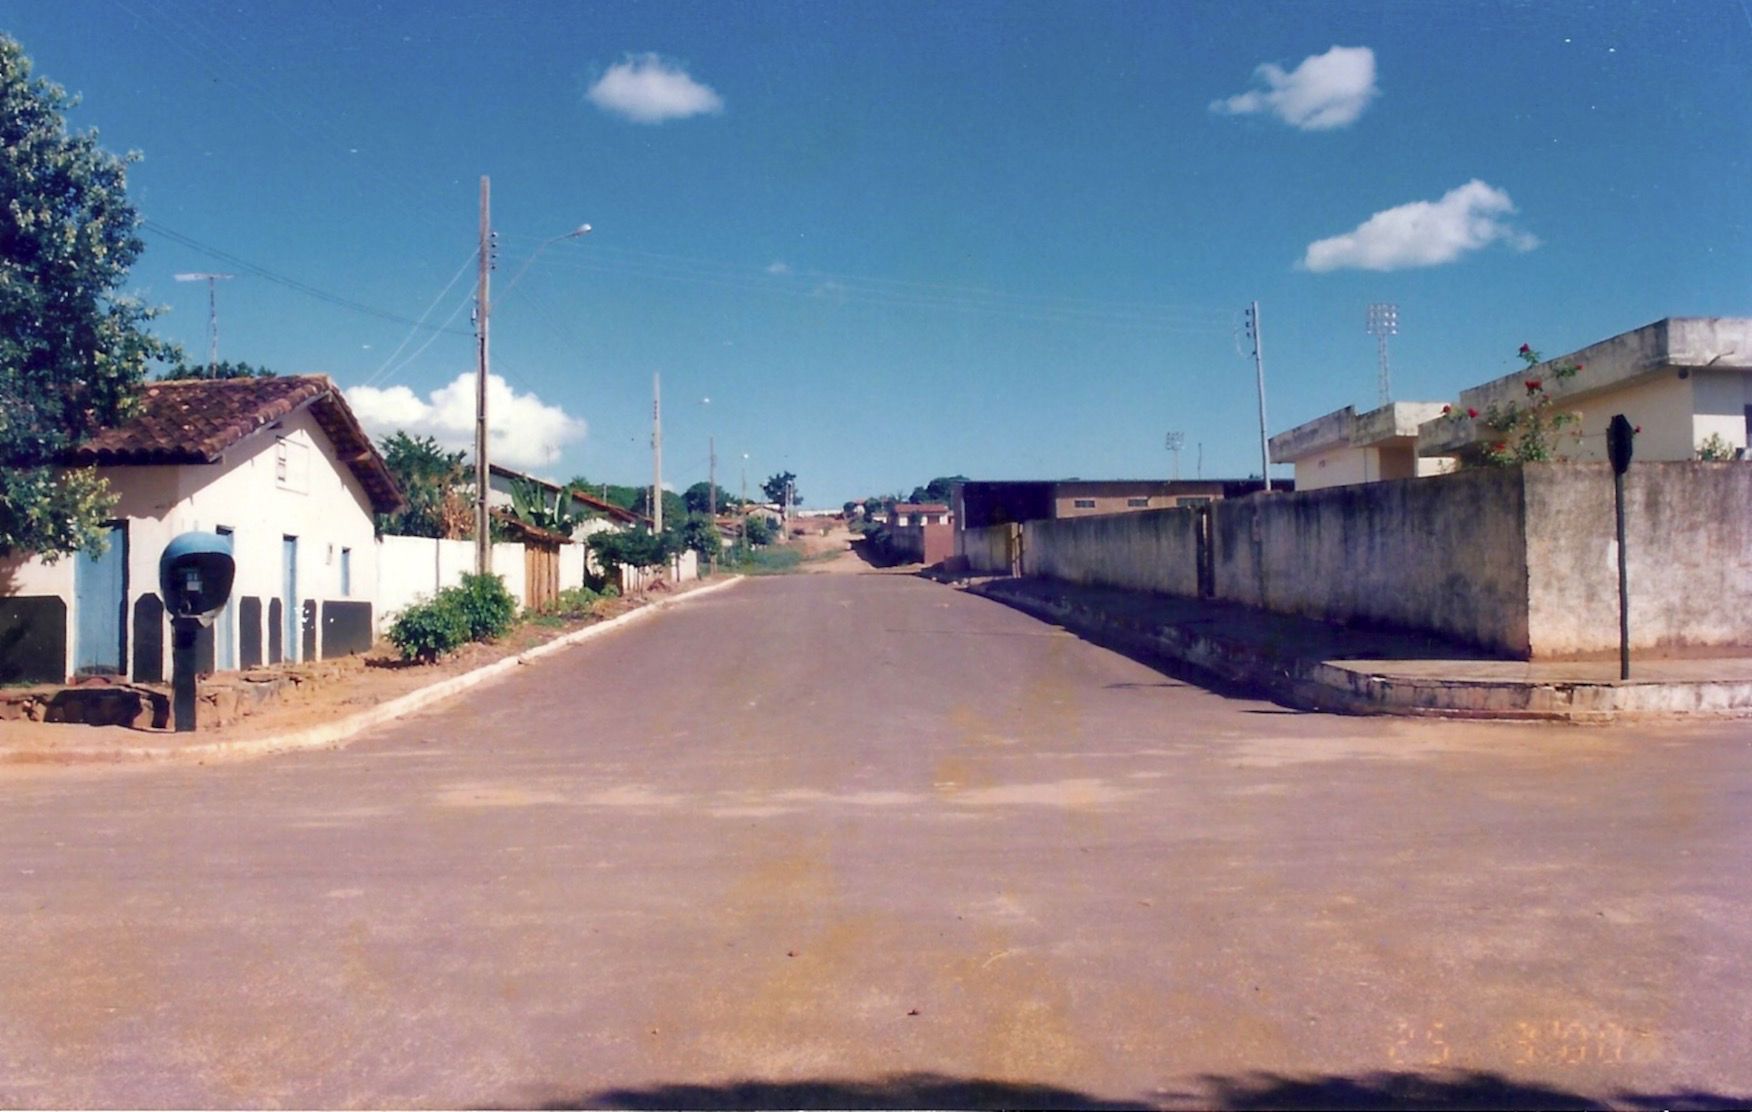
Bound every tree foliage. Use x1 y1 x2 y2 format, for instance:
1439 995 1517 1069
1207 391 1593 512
587 527 679 578
377 431 472 538
907 475 966 505
743 514 777 546
0 35 176 558
683 480 733 516
508 477 581 534
156 359 275 381
761 471 799 507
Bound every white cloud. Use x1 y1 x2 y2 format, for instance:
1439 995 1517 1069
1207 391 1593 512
1300 180 1540 272
587 53 723 124
346 373 586 469
1211 45 1378 130
765 261 792 276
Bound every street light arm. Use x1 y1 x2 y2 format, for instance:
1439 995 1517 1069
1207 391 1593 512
488 224 591 313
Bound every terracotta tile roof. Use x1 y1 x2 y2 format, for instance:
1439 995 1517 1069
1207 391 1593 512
70 376 404 515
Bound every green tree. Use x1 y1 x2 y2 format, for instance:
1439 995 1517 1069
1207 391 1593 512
0 35 177 559
683 480 733 516
377 431 471 538
907 475 966 505
744 514 777 546
156 359 275 381
677 512 721 559
587 527 679 580
761 471 799 507
633 486 687 525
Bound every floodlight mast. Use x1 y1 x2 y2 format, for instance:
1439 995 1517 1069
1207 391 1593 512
1367 302 1399 406
173 272 235 375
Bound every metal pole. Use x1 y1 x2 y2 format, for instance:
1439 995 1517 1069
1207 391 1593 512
1615 470 1630 680
651 372 663 534
475 176 492 575
1250 301 1272 492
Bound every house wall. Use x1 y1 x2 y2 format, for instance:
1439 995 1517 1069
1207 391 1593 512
105 407 383 674
1293 445 1372 492
1025 508 1203 599
1 407 384 683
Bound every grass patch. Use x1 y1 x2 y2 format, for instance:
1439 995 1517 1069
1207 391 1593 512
723 546 804 575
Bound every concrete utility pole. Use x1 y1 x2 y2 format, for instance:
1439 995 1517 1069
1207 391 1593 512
1245 300 1272 492
707 435 717 572
474 176 493 575
651 372 663 534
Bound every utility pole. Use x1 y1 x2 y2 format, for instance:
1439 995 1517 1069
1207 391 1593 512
1245 301 1272 492
740 453 749 559
474 176 494 575
173 272 234 376
651 372 663 534
1367 302 1399 406
707 435 717 572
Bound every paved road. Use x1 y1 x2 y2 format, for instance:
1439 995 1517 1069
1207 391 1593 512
3 572 1749 1109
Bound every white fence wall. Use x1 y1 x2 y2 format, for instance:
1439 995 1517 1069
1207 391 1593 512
376 536 528 625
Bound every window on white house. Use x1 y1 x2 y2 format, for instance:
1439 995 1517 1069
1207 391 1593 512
275 437 310 493
1126 497 1149 507
340 547 351 596
1073 498 1096 509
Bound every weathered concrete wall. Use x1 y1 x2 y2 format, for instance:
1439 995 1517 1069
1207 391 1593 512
1212 471 1532 656
960 524 1017 575
1023 508 1202 598
1524 462 1752 655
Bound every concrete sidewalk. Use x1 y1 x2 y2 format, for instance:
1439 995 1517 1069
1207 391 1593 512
0 576 745 766
965 575 1752 722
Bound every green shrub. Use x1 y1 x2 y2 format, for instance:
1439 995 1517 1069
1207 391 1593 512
386 573 516 662
452 572 517 641
386 596 469 663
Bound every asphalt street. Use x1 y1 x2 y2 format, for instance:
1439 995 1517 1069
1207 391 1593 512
2 572 1748 1109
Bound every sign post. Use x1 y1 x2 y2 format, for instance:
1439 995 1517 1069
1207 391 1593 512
1606 414 1635 681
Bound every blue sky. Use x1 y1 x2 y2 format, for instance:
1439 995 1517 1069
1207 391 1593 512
5 0 1749 506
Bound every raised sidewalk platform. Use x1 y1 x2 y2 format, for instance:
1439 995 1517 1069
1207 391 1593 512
966 576 1752 722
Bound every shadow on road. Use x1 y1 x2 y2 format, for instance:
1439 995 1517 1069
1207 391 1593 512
512 1070 1751 1111
530 1073 1146 1109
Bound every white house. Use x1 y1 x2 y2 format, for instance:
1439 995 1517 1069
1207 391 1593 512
1270 401 1456 492
1418 317 1752 463
0 376 402 685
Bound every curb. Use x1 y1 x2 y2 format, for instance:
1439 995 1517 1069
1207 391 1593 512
4 576 747 766
968 580 1752 723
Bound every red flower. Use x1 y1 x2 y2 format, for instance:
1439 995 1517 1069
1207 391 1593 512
1633 425 1642 434
1491 442 1508 453
1442 404 1452 414
1574 362 1584 372
1519 343 1532 355
1525 378 1542 393
1467 407 1479 419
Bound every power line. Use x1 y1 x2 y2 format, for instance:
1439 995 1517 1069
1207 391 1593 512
142 220 472 337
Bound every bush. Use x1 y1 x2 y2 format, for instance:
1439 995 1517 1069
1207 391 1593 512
386 596 469 663
385 573 516 662
452 572 517 641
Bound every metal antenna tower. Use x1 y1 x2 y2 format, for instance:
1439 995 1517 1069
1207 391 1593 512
174 272 235 374
1367 302 1398 406
1164 431 1185 480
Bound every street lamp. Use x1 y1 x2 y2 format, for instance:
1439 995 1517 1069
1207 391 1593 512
1367 302 1398 406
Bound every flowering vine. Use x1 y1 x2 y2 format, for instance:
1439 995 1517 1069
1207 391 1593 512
1454 344 1584 467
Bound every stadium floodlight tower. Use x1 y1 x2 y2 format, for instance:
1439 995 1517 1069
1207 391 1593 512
1164 430 1185 480
1367 302 1398 406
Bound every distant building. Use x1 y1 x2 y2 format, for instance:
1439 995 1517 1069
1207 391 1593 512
1270 401 1457 492
883 502 954 565
951 478 1282 532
